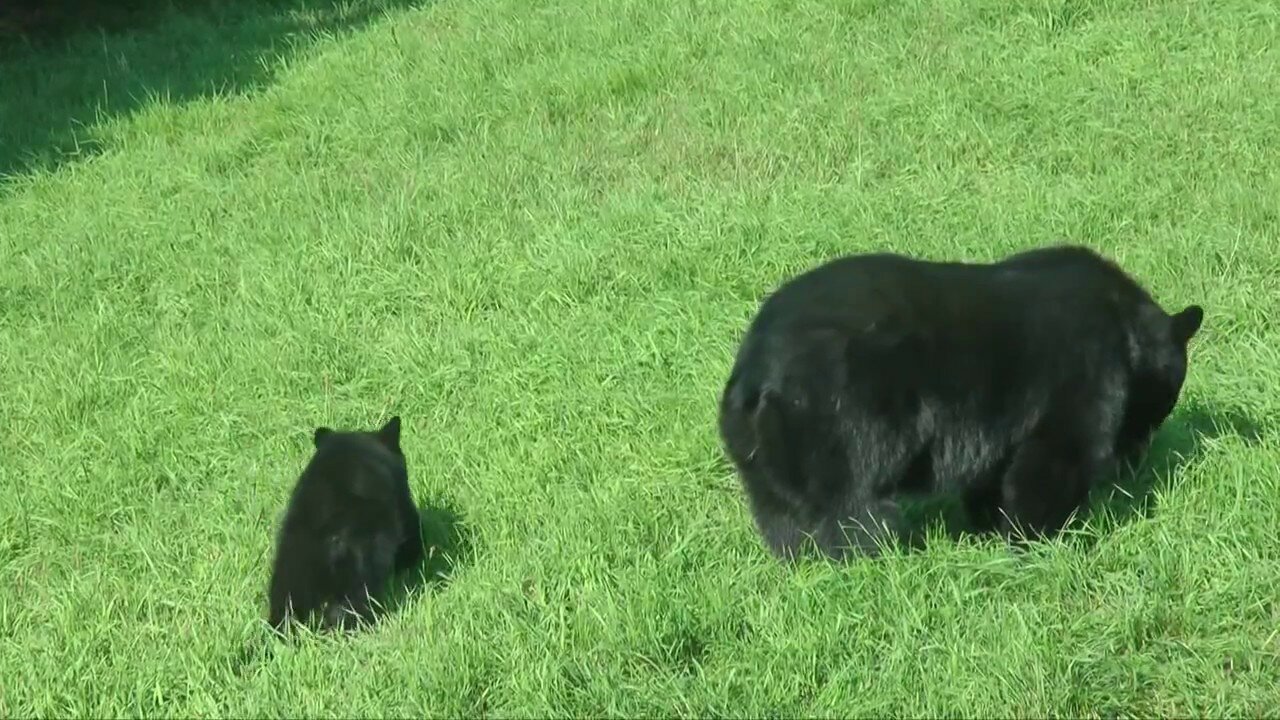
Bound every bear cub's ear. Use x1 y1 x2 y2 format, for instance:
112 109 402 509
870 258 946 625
313 427 334 448
377 416 402 452
1171 305 1204 346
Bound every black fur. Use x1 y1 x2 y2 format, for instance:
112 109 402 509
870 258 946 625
718 246 1203 560
267 416 424 632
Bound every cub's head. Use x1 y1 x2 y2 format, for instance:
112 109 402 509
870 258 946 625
313 415 403 457
1117 304 1203 459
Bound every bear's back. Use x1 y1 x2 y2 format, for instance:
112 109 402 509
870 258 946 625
728 247 1153 410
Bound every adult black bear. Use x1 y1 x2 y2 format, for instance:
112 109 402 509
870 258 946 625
718 246 1203 560
267 416 423 631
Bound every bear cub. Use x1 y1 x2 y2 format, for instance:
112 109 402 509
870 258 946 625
268 416 423 632
718 246 1203 560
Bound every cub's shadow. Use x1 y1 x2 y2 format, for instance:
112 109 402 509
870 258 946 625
232 501 468 676
901 402 1267 549
381 500 471 614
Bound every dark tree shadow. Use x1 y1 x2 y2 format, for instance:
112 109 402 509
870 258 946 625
0 0 427 186
898 402 1269 551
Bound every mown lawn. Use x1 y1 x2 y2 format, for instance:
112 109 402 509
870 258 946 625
2 0 1278 716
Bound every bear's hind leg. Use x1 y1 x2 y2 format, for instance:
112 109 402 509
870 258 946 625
828 495 904 558
751 497 902 561
752 505 817 560
962 481 1004 533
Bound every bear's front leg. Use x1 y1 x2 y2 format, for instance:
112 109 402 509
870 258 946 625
997 418 1108 541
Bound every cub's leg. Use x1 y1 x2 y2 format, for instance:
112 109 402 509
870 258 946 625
323 533 397 630
395 503 425 573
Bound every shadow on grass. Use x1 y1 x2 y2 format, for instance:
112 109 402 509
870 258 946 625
0 0 424 186
1092 403 1265 525
899 401 1269 550
381 500 472 613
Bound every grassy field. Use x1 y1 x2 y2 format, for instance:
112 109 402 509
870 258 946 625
2 0 1279 716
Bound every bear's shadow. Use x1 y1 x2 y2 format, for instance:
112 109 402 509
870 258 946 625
900 401 1267 549
380 499 471 615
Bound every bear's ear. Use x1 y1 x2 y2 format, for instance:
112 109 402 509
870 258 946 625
377 416 402 451
1171 305 1204 345
313 427 333 448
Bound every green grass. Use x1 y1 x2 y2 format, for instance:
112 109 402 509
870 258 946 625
2 0 1279 716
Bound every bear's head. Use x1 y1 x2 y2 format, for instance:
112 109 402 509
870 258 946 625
313 415 403 457
1116 304 1203 461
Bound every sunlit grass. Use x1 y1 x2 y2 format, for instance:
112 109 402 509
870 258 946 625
2 0 1278 716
